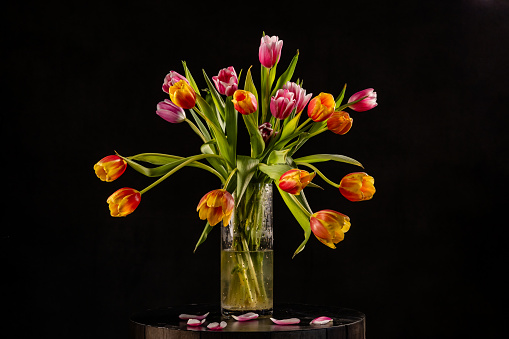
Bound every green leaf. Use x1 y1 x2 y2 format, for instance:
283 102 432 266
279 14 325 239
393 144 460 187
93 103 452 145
336 94 368 112
244 66 259 122
181 61 200 94
194 221 213 253
190 109 211 141
293 154 364 168
278 112 301 143
277 186 312 258
224 98 237 164
202 69 226 120
200 142 228 179
128 153 180 165
267 149 290 165
335 83 347 109
270 50 299 97
122 156 188 177
258 163 293 181
242 112 265 158
236 156 260 206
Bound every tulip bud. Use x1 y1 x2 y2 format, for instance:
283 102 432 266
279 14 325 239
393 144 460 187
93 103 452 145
339 172 376 202
196 189 234 226
156 99 186 123
107 187 141 217
259 35 283 68
162 71 189 94
169 79 197 109
232 90 258 115
278 169 315 195
310 209 351 249
347 88 378 112
283 82 312 114
327 111 353 135
307 92 335 122
94 155 127 182
258 122 274 143
270 89 296 120
212 66 238 97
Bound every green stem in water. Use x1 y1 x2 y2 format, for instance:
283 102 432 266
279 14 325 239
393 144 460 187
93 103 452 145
296 161 340 188
139 154 224 195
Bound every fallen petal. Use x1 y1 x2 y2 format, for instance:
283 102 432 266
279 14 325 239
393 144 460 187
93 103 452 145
232 312 259 321
270 317 301 325
187 319 206 326
310 316 333 325
179 312 209 320
207 321 227 330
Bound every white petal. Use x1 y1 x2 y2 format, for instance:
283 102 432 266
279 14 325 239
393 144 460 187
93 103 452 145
187 318 206 326
207 321 227 330
270 317 300 325
232 312 259 321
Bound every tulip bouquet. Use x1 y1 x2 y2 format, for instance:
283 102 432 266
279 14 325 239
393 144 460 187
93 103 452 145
95 34 377 257
95 33 377 313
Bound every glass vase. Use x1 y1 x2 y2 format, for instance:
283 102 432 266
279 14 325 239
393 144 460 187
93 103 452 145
221 182 273 316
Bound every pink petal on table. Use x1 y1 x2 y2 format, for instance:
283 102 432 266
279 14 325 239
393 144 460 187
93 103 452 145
179 312 209 320
187 318 206 326
310 316 333 325
270 317 301 325
207 321 227 330
232 312 259 321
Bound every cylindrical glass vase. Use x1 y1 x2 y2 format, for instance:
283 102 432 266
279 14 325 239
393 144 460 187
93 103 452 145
221 183 273 316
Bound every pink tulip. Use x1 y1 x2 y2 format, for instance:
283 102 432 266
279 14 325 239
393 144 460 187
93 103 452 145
259 35 283 68
347 88 378 112
156 99 186 123
212 66 238 96
283 82 312 114
162 71 189 94
270 89 296 120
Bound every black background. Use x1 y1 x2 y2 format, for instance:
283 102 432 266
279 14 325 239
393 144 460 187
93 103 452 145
3 0 509 338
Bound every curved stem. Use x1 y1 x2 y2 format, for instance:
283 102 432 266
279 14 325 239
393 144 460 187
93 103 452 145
288 194 312 218
306 126 328 139
295 118 312 132
140 154 224 195
185 118 207 143
296 161 340 188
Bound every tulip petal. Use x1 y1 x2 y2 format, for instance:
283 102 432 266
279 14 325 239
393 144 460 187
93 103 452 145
270 318 300 325
179 312 209 320
310 316 333 325
207 321 227 330
187 319 206 326
232 312 259 321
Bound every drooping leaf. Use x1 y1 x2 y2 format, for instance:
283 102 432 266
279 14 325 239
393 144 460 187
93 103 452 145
293 154 364 168
258 164 293 181
277 186 312 258
194 221 213 253
267 149 290 165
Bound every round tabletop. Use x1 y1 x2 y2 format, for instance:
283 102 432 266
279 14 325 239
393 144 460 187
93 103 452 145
129 303 365 338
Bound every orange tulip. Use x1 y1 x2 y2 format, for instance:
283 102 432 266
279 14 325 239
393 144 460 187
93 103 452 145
94 155 127 182
107 187 141 217
232 90 258 115
327 111 353 135
339 172 376 202
307 92 335 122
169 79 196 109
196 189 234 226
310 209 351 249
278 169 315 195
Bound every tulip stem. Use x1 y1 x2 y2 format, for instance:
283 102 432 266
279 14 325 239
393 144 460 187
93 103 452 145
288 194 312 218
185 119 207 143
306 127 328 139
224 168 238 190
295 162 340 188
139 154 225 195
295 118 312 132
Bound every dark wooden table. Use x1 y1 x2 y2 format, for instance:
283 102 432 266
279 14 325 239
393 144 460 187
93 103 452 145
129 303 365 338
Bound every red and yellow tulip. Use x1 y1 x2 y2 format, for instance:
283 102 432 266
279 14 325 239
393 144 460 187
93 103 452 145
338 172 376 202
94 155 127 182
310 209 351 249
307 92 335 122
196 189 234 226
232 90 258 115
327 111 353 135
278 169 315 195
169 79 196 109
107 187 141 217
